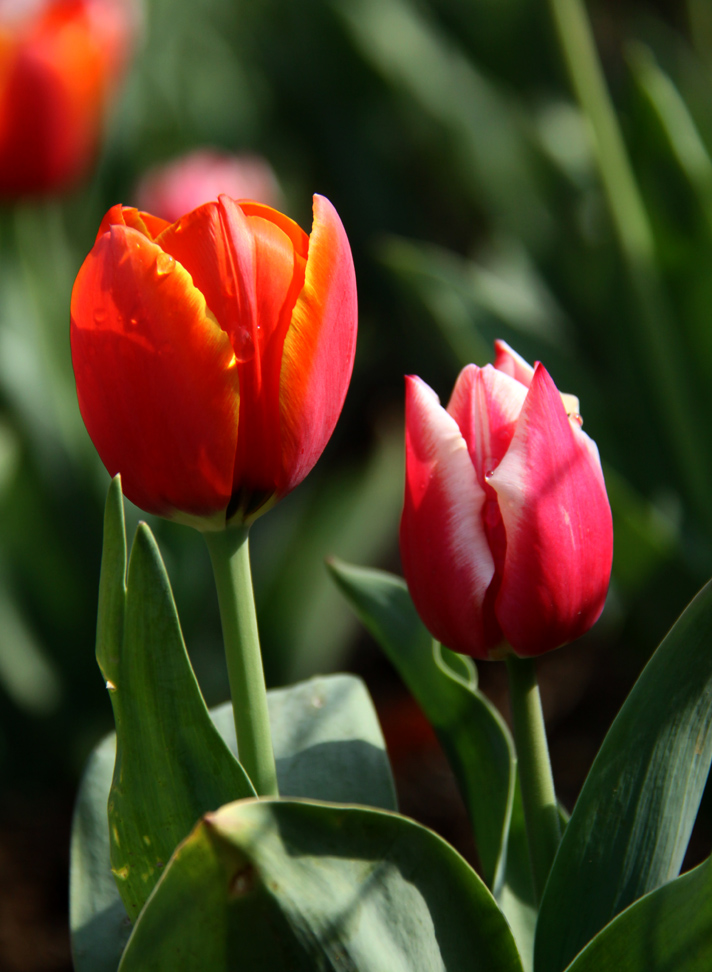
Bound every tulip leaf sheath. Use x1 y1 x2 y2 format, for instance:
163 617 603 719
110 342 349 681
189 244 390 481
400 340 613 660
70 194 357 529
95 478 255 923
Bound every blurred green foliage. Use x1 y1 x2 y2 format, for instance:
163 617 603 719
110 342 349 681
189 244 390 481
0 0 711 799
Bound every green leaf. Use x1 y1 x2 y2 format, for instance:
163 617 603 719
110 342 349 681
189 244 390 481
563 857 712 972
327 561 517 893
118 798 524 972
535 578 712 972
96 480 256 922
211 673 398 810
70 733 132 972
498 779 537 972
70 673 397 970
95 475 127 685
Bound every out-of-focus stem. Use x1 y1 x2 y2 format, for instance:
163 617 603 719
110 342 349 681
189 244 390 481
506 655 561 903
205 526 278 797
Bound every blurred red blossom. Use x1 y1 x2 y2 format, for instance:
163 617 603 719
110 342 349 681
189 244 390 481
0 0 134 196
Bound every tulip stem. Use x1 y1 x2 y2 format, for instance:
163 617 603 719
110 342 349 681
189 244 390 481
205 527 278 798
506 655 561 904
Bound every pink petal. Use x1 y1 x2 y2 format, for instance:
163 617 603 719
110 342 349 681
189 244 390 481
400 376 497 658
487 364 612 656
447 363 528 488
493 339 535 388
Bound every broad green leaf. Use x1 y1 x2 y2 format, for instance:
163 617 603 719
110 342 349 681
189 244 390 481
327 561 516 894
118 798 525 972
70 673 397 970
97 480 255 922
211 673 398 810
564 857 712 972
535 578 712 972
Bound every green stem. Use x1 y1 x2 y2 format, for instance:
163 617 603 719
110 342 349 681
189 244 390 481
506 655 560 903
547 0 712 532
204 527 278 797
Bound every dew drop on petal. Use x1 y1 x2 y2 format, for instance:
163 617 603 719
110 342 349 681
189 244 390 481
231 327 255 363
93 307 108 325
155 252 176 277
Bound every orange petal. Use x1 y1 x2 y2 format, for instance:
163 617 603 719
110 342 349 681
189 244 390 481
278 194 357 494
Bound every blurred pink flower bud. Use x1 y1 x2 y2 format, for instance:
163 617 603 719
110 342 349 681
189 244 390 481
134 150 283 223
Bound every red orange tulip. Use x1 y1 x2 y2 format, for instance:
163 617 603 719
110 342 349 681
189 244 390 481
71 194 357 527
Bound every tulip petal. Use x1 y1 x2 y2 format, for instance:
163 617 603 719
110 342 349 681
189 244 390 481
278 194 358 494
488 365 613 656
95 204 170 241
493 339 535 388
156 198 258 356
400 376 496 658
71 224 239 522
447 363 528 488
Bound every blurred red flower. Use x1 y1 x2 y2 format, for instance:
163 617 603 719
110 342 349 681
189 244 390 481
0 0 133 196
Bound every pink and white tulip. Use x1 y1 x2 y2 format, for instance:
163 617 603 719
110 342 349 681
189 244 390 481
399 341 613 659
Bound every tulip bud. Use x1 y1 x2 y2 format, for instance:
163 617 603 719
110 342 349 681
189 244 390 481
70 194 358 529
135 150 283 224
400 341 613 658
0 0 134 196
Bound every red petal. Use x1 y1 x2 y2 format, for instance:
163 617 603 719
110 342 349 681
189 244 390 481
70 224 239 521
400 376 495 658
156 198 257 351
157 197 308 505
95 204 170 241
488 365 613 656
277 194 357 494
